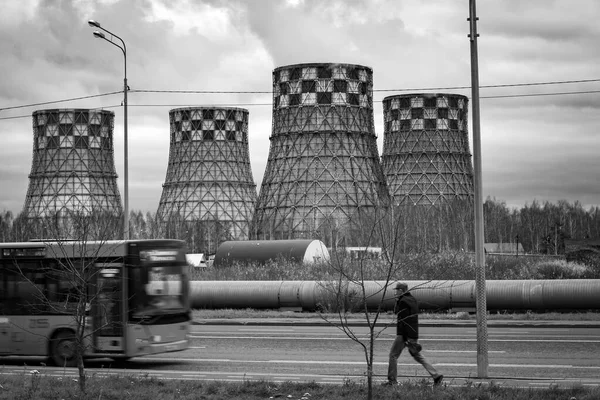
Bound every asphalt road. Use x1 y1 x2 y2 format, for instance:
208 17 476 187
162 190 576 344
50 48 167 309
2 319 600 388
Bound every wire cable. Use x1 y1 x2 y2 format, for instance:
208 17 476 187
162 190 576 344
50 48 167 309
374 78 600 93
0 91 122 112
1 78 599 118
480 90 600 99
132 89 271 94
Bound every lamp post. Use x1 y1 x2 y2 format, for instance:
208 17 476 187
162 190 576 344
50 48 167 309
468 0 488 378
88 20 129 240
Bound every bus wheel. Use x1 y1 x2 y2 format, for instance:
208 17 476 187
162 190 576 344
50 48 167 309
50 331 78 367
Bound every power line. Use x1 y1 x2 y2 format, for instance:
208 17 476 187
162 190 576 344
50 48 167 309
1 89 599 120
2 78 599 113
124 90 600 106
133 78 600 94
481 90 600 99
132 89 271 94
375 78 600 93
1 84 599 120
128 103 273 107
0 91 122 112
0 105 122 121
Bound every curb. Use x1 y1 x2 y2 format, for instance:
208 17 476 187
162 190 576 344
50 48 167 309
192 318 600 328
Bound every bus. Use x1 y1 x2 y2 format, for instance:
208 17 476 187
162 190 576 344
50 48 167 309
0 239 190 366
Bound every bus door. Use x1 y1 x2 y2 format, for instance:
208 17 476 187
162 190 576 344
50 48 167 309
0 317 10 354
92 263 124 352
0 266 17 354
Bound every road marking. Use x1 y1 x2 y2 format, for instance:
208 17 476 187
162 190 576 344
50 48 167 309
189 335 361 340
190 335 600 343
437 363 600 370
428 350 505 353
139 357 600 370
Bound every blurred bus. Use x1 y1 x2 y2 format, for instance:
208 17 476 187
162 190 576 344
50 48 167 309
0 239 190 366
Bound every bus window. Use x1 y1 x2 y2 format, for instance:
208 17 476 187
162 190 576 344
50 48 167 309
44 260 87 314
0 266 47 315
130 249 188 319
0 269 20 315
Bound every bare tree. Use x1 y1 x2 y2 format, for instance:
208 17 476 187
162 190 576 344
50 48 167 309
9 208 120 394
315 206 400 400
317 204 457 399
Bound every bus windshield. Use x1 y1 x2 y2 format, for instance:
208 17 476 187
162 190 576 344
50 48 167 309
130 248 189 320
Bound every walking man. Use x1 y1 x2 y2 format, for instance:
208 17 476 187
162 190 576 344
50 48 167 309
385 281 443 386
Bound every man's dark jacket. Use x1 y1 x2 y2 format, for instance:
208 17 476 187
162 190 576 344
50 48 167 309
395 292 419 339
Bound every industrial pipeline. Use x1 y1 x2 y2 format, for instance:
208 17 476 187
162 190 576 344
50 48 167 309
187 279 600 311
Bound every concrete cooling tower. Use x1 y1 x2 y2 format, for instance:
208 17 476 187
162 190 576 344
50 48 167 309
381 94 474 205
22 109 122 217
157 107 257 240
253 63 389 241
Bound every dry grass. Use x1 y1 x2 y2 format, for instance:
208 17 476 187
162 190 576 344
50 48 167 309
191 308 600 322
2 372 599 400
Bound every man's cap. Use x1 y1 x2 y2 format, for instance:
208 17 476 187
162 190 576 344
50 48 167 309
394 282 408 291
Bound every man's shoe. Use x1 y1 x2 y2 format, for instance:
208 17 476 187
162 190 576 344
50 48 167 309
382 380 397 386
433 375 444 386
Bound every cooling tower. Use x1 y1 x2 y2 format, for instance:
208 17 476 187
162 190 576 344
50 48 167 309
22 109 122 217
381 93 474 205
253 63 389 241
157 107 257 240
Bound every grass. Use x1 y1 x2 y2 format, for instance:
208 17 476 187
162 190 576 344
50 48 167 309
2 373 600 400
189 250 600 282
191 308 600 322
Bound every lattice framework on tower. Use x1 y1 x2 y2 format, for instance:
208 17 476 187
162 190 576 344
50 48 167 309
23 109 122 217
157 107 257 241
253 63 389 241
381 94 474 206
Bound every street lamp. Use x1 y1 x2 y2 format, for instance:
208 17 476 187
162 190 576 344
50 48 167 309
88 20 129 240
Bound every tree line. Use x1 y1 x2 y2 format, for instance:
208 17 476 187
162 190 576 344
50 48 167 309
1 197 599 254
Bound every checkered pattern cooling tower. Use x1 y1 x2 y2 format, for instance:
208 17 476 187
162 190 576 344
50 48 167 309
253 63 389 240
22 109 122 217
156 107 257 240
381 94 474 205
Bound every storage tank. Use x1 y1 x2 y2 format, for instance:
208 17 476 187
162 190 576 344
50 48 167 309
381 94 474 205
157 107 257 245
213 239 330 266
253 63 389 242
22 109 122 217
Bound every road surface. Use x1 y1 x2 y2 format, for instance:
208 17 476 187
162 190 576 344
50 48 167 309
2 319 599 388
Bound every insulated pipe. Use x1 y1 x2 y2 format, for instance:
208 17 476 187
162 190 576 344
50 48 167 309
187 280 600 311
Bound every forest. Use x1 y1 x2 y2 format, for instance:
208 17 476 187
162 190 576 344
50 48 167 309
1 197 599 257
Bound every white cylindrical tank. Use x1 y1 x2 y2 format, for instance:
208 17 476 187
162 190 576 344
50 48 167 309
213 239 330 266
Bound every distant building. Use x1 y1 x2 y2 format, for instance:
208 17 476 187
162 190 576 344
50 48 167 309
381 93 474 206
252 63 389 242
186 253 208 268
23 109 122 217
484 243 525 254
157 107 257 242
344 246 382 259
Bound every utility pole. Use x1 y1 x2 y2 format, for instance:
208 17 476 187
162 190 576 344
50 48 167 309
468 0 489 378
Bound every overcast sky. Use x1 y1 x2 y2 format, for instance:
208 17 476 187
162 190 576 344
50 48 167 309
1 0 599 215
